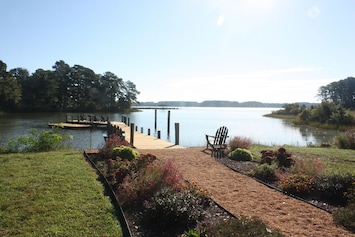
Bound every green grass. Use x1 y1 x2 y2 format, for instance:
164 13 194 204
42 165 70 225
0 150 122 237
250 144 355 175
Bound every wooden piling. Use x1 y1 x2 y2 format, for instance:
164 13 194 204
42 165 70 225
154 109 157 130
167 110 170 135
175 123 179 145
130 123 134 147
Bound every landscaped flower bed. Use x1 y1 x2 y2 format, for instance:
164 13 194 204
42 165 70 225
88 134 284 237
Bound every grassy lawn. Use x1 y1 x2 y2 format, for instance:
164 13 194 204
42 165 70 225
250 144 355 175
0 150 122 237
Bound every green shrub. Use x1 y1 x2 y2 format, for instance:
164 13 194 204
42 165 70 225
111 145 139 160
251 163 278 182
312 174 355 205
333 203 355 233
204 216 283 237
6 128 72 153
142 187 205 230
228 148 253 161
183 229 203 237
229 136 253 150
345 182 355 204
334 128 355 150
99 134 130 160
279 174 313 196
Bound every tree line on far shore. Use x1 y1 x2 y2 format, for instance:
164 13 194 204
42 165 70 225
0 60 140 112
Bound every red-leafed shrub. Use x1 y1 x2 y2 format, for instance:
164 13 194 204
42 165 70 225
260 147 295 168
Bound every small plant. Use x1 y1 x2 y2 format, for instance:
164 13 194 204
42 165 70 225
183 229 203 237
334 128 355 150
204 216 283 237
290 158 325 177
99 134 130 159
333 203 355 233
116 160 182 206
229 136 253 150
312 173 355 205
251 163 278 182
279 173 313 196
260 150 275 164
141 187 205 230
180 181 211 206
344 182 355 204
333 182 355 233
275 147 295 168
261 147 295 168
228 148 253 161
111 145 139 160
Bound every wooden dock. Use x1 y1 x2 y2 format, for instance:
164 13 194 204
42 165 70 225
110 122 185 149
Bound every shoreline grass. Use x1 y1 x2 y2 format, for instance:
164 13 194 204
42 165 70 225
0 150 122 237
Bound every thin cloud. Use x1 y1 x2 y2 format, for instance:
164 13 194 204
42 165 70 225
217 15 224 26
308 6 320 19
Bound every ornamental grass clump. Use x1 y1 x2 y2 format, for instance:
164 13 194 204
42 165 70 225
229 136 253 150
228 148 253 161
290 157 325 177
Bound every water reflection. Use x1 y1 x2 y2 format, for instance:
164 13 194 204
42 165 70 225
281 118 340 145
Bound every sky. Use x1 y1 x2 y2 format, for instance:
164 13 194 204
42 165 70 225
1 0 354 103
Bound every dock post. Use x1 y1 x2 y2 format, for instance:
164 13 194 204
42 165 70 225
148 128 151 135
141 127 143 133
157 130 161 139
127 118 130 126
135 126 138 131
154 109 157 130
130 123 134 147
175 123 180 145
167 110 170 135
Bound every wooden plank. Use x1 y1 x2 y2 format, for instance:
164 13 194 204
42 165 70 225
110 122 185 149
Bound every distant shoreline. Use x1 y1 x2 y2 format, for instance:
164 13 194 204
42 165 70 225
135 100 319 108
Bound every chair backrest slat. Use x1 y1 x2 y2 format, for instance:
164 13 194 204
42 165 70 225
213 126 228 145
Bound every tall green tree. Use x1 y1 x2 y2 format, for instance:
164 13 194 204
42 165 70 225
0 59 140 112
30 69 58 111
0 61 21 111
99 72 125 112
318 77 355 109
52 60 72 112
70 65 99 111
9 67 30 110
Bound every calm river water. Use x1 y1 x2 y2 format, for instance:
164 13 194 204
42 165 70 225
0 107 340 150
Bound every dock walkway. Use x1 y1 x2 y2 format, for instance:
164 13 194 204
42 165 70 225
110 122 185 149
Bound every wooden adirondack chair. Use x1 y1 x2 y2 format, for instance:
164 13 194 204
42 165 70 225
205 126 229 157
